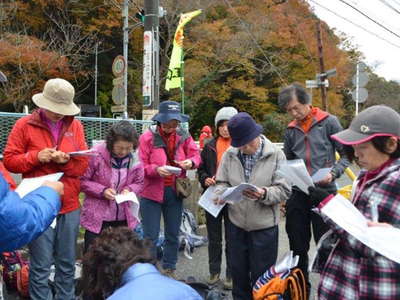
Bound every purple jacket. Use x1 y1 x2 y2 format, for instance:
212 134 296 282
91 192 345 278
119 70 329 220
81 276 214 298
80 142 144 234
139 125 201 203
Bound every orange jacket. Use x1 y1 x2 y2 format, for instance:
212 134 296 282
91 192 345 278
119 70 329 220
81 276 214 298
3 110 88 214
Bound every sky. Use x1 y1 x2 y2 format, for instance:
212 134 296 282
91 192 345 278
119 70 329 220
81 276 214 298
306 0 400 82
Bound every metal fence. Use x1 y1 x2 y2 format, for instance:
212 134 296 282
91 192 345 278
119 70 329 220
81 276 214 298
0 112 153 154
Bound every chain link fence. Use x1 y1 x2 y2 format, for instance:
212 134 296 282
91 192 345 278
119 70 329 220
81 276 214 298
0 112 153 155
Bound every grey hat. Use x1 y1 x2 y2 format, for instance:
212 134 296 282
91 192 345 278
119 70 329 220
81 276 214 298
332 105 400 145
215 107 238 127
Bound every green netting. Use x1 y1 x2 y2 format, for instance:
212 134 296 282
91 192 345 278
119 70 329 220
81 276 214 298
0 112 153 154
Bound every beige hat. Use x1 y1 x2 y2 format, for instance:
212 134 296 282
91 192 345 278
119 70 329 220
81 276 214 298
32 78 80 115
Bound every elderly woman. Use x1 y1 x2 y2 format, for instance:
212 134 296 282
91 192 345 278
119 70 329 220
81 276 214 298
139 100 201 278
3 78 88 300
80 121 144 253
309 105 400 299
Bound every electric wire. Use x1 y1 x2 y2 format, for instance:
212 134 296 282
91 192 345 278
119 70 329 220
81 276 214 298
376 0 400 15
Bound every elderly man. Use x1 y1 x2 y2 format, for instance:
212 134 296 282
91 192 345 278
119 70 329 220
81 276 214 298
214 112 291 300
278 83 350 294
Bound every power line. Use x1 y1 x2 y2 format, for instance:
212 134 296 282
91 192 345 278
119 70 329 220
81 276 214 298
222 0 287 84
376 0 400 15
338 0 400 40
308 0 400 49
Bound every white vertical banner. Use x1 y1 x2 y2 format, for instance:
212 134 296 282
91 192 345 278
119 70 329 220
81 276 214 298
142 30 153 106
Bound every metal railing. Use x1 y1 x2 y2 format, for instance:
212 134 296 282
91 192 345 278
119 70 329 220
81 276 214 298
0 112 153 154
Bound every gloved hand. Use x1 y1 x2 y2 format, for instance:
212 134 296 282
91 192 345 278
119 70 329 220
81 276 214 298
308 186 331 207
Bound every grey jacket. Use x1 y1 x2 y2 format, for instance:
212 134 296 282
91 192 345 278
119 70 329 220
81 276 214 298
283 108 350 186
215 135 291 231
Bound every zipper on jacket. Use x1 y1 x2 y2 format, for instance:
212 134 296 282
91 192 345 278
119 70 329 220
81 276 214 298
115 169 121 220
304 134 312 175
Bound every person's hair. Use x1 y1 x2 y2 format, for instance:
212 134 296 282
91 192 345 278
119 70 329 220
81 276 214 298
81 227 156 300
278 83 311 111
106 121 138 153
343 136 400 163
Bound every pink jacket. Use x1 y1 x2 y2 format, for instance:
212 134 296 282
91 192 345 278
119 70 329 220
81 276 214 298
80 142 144 233
139 125 201 203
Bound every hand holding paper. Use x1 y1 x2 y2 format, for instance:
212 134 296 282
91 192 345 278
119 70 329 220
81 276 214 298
15 172 64 198
277 159 314 194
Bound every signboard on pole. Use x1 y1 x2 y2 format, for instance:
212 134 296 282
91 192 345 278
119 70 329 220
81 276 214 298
143 31 153 106
112 55 126 78
112 85 125 105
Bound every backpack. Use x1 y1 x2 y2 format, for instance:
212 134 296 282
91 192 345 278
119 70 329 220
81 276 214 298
179 209 207 259
253 268 307 300
1 251 29 298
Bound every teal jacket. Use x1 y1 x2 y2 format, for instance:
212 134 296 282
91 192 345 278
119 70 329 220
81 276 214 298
0 174 60 251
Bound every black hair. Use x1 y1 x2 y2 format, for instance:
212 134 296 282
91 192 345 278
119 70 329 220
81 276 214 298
106 121 138 153
81 227 156 300
278 83 311 111
343 136 400 163
215 119 229 137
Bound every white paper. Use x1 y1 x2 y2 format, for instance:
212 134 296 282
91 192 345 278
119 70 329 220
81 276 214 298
277 159 314 194
68 149 97 156
311 168 332 183
198 186 226 218
321 194 400 264
221 183 258 203
15 172 64 198
115 192 140 219
164 165 182 175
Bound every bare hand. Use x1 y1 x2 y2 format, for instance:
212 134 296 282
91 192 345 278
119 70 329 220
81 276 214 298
205 177 216 187
242 187 265 200
175 159 193 170
42 180 64 195
38 148 56 163
103 188 117 200
316 173 333 185
121 189 130 194
280 202 287 216
51 151 70 164
367 221 393 228
157 166 172 177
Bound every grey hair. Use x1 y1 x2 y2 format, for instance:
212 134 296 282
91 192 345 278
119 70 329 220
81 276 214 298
278 83 311 110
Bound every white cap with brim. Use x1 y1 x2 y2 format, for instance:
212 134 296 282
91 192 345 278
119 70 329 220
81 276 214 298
32 78 80 116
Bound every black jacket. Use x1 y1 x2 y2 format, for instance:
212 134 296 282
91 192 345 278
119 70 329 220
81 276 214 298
198 138 217 190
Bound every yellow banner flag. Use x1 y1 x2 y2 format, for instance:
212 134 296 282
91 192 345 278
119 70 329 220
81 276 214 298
165 9 202 91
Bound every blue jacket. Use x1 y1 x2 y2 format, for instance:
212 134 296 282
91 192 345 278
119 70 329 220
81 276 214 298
107 263 202 300
0 174 61 251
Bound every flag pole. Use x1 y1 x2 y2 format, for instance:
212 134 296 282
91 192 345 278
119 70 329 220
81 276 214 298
180 50 185 114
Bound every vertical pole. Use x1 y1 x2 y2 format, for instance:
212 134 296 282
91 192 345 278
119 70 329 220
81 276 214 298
180 50 185 114
316 21 328 111
356 63 359 116
123 0 129 119
144 0 160 111
94 42 98 107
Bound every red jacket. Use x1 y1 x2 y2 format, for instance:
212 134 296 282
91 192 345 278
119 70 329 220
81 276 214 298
0 162 16 190
3 110 88 214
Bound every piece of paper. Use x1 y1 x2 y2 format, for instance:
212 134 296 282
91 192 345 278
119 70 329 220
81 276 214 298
164 165 182 175
321 194 400 264
311 168 332 183
115 192 140 219
221 183 258 203
198 186 226 218
15 172 64 198
68 149 97 156
277 159 314 194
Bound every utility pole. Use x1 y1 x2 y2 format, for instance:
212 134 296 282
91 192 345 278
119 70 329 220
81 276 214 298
316 20 328 111
142 0 160 120
123 0 129 119
94 42 98 107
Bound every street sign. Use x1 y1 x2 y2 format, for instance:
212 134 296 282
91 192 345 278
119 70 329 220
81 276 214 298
352 72 369 87
112 85 125 105
112 55 126 77
351 87 368 103
142 31 153 106
111 105 126 113
113 76 124 86
306 80 318 88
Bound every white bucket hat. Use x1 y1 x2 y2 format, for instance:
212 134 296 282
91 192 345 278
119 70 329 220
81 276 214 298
32 78 80 116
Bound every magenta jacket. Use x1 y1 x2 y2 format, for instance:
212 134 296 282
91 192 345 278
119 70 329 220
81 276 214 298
80 142 144 233
139 125 201 203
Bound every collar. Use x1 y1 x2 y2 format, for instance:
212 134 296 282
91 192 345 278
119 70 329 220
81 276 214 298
288 107 329 128
121 263 159 285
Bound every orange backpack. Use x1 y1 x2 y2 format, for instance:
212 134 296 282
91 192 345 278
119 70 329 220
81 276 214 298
253 268 307 300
